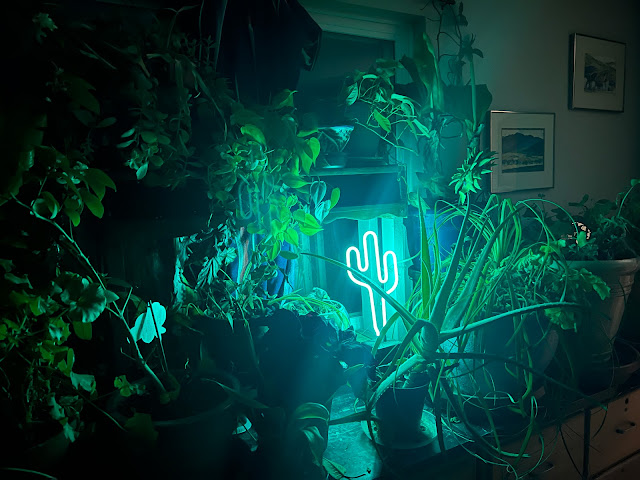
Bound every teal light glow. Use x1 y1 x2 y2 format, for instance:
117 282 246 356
346 231 398 336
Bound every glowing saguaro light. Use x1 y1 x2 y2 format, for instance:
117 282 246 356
346 231 399 337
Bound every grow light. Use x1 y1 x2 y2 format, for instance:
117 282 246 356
346 231 398 336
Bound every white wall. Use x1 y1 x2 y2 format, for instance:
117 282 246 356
464 0 640 206
304 0 640 206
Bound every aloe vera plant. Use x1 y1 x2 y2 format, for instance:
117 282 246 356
306 180 614 469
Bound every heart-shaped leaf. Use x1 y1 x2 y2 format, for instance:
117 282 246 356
131 302 167 343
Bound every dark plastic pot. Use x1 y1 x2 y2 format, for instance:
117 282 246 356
104 373 237 477
375 383 429 442
151 401 237 476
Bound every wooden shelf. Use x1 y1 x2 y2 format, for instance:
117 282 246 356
325 202 406 223
311 164 399 177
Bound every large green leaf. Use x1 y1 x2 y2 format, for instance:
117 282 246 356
344 83 359 106
329 188 340 208
323 458 347 479
268 240 282 261
140 131 157 144
83 168 116 201
373 110 391 133
241 124 266 146
80 189 104 218
282 173 310 189
293 210 322 236
279 250 298 260
308 137 321 162
283 227 299 246
72 321 92 340
272 89 296 109
58 275 107 323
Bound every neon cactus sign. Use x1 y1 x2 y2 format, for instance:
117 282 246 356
346 231 398 337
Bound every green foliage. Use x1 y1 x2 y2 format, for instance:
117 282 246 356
544 179 640 260
308 192 599 470
0 7 124 448
449 147 494 203
114 375 145 397
280 288 351 330
341 5 491 205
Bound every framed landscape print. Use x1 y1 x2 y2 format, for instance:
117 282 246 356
489 111 555 193
570 34 626 112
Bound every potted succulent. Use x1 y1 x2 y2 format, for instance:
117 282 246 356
309 163 594 472
433 197 609 427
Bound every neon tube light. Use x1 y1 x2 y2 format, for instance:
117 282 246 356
346 231 398 336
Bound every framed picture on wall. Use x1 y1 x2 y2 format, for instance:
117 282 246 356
489 111 555 194
570 34 626 112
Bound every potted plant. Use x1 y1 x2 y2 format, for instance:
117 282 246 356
308 161 598 475
280 287 350 330
1 4 339 478
0 6 128 474
189 306 373 479
304 2 600 467
543 180 640 389
430 197 608 426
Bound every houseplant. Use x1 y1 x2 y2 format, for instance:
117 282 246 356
0 6 130 473
1 3 341 478
307 2 606 469
308 167 605 475
341 0 492 208
543 180 640 389
280 287 350 330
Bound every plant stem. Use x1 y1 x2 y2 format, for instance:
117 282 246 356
469 54 477 130
439 301 583 342
148 300 169 373
431 351 605 408
12 196 167 394
0 468 57 479
353 120 415 153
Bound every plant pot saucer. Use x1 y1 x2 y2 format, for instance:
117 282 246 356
361 409 438 450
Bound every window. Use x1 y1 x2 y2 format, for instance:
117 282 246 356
295 4 423 339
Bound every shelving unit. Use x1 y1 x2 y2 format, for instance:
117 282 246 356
325 378 640 479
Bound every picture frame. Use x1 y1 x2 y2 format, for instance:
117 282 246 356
489 111 555 194
570 33 626 112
